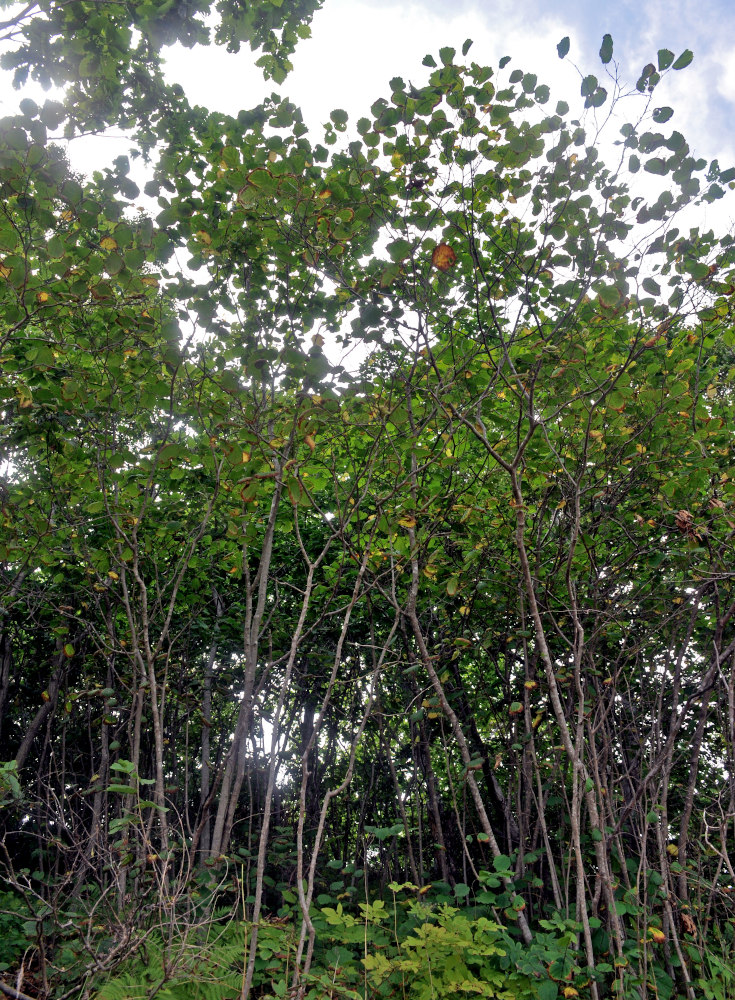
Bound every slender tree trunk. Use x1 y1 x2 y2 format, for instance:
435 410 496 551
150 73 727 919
0 632 12 743
200 586 224 858
15 641 66 771
211 473 285 859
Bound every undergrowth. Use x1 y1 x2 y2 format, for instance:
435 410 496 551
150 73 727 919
86 873 735 1000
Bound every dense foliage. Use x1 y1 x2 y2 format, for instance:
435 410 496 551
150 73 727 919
1 5 734 999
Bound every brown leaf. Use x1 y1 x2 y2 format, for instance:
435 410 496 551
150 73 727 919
431 243 457 272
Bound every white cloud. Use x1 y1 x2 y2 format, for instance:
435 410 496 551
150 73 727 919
163 0 576 138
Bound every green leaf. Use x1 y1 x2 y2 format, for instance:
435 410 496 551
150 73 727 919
596 284 620 307
672 50 693 70
686 261 710 281
380 262 402 287
658 49 675 71
642 277 661 295
538 982 558 1000
110 760 136 774
366 823 403 841
493 854 511 873
386 239 412 263
581 75 598 97
652 106 674 124
599 34 613 65
588 87 608 108
19 98 38 117
644 157 668 175
462 38 473 57
557 36 570 59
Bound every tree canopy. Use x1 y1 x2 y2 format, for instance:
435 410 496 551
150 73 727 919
1 7 735 1000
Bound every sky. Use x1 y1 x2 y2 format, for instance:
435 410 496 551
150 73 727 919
159 0 735 167
1 0 733 458
157 0 735 242
1 0 733 211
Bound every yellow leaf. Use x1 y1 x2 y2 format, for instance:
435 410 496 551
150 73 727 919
36 291 49 302
100 236 118 251
318 189 332 200
398 516 416 528
141 275 159 287
107 571 119 580
305 435 316 452
0 262 11 279
196 230 212 245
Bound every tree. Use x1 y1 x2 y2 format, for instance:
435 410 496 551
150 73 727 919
1 10 735 1000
